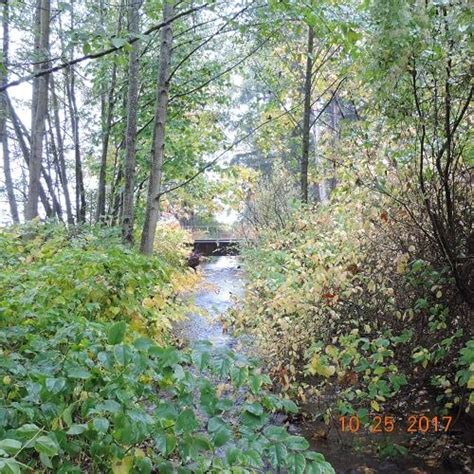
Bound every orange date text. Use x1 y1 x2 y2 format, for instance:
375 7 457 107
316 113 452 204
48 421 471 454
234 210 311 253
338 415 452 433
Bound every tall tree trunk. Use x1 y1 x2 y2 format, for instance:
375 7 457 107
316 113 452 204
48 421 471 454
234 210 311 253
96 65 117 223
326 97 338 195
140 0 175 255
0 0 19 223
300 25 314 204
65 67 86 223
6 94 53 217
25 0 50 220
65 0 86 223
122 0 143 245
50 76 74 224
96 0 124 223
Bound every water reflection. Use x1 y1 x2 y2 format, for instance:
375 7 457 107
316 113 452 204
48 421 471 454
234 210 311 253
176 256 243 348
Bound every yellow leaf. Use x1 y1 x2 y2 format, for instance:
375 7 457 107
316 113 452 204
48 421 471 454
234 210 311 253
467 375 474 390
134 448 145 458
308 355 336 378
325 345 338 358
142 297 154 309
371 400 380 412
112 456 133 474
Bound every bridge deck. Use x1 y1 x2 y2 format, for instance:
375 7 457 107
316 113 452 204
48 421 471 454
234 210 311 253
193 238 241 256
194 238 242 243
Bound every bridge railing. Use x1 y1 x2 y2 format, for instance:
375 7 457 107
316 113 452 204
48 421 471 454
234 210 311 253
182 225 240 241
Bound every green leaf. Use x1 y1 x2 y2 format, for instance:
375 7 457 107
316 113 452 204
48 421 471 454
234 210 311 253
93 417 110 433
155 432 176 456
176 408 198 434
241 410 265 429
34 435 59 457
134 456 152 474
82 42 92 55
281 399 299 414
39 452 53 469
0 458 21 474
212 427 231 447
15 424 40 439
45 377 66 394
241 449 263 468
0 439 22 454
304 451 326 462
67 367 92 380
244 402 263 416
286 435 309 451
114 344 133 365
225 447 241 465
97 399 121 414
263 425 289 442
62 403 76 427
108 321 127 345
207 416 227 432
66 424 88 435
156 461 174 474
287 452 306 474
133 337 154 351
111 37 127 49
249 374 262 394
267 443 288 468
305 459 335 473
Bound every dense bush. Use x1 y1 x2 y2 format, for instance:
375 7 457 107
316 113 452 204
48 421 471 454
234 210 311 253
0 223 194 341
230 185 473 420
0 223 332 473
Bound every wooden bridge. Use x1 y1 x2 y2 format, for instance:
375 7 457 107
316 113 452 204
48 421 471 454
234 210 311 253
184 225 243 256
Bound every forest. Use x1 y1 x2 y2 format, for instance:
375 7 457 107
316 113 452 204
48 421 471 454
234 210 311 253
0 0 472 472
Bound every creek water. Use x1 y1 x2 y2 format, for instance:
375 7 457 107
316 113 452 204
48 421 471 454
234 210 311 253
175 256 245 350
175 256 464 474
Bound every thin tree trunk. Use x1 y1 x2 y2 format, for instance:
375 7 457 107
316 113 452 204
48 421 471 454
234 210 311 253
25 0 50 220
96 0 124 223
140 0 175 255
65 67 86 223
96 66 117 223
111 164 123 226
50 76 74 224
43 129 63 219
65 0 86 223
0 0 19 223
300 25 314 204
122 0 143 245
6 94 52 217
326 97 338 195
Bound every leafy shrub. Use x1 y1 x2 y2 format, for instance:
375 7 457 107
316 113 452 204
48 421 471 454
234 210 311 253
242 161 299 234
0 223 194 341
0 321 332 473
0 223 332 472
230 185 473 418
152 223 194 268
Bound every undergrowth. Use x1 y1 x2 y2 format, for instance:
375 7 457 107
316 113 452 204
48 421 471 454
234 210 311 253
0 222 332 473
231 188 473 426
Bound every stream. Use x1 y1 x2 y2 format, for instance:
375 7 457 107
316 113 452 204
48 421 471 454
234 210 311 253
175 256 465 474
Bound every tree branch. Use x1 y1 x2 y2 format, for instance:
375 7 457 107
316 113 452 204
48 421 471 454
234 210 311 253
0 3 208 92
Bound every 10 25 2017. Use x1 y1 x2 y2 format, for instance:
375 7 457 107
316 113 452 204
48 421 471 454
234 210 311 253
338 415 453 433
